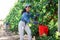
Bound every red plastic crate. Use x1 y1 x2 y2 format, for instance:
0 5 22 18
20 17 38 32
38 24 49 36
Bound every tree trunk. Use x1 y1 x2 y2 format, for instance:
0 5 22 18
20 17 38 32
58 0 60 32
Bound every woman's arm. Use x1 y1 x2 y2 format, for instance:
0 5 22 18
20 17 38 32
22 13 30 23
30 13 40 24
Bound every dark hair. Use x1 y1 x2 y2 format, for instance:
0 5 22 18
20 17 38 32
21 8 26 15
21 6 31 15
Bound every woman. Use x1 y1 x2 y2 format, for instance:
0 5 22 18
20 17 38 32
18 4 32 40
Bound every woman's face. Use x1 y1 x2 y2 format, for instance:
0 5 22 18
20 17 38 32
25 6 30 12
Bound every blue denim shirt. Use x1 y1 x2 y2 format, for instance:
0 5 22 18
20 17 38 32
21 12 33 24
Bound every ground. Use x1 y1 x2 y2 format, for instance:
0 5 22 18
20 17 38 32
0 20 35 40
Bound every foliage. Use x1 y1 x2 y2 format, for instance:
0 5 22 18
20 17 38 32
5 0 58 40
